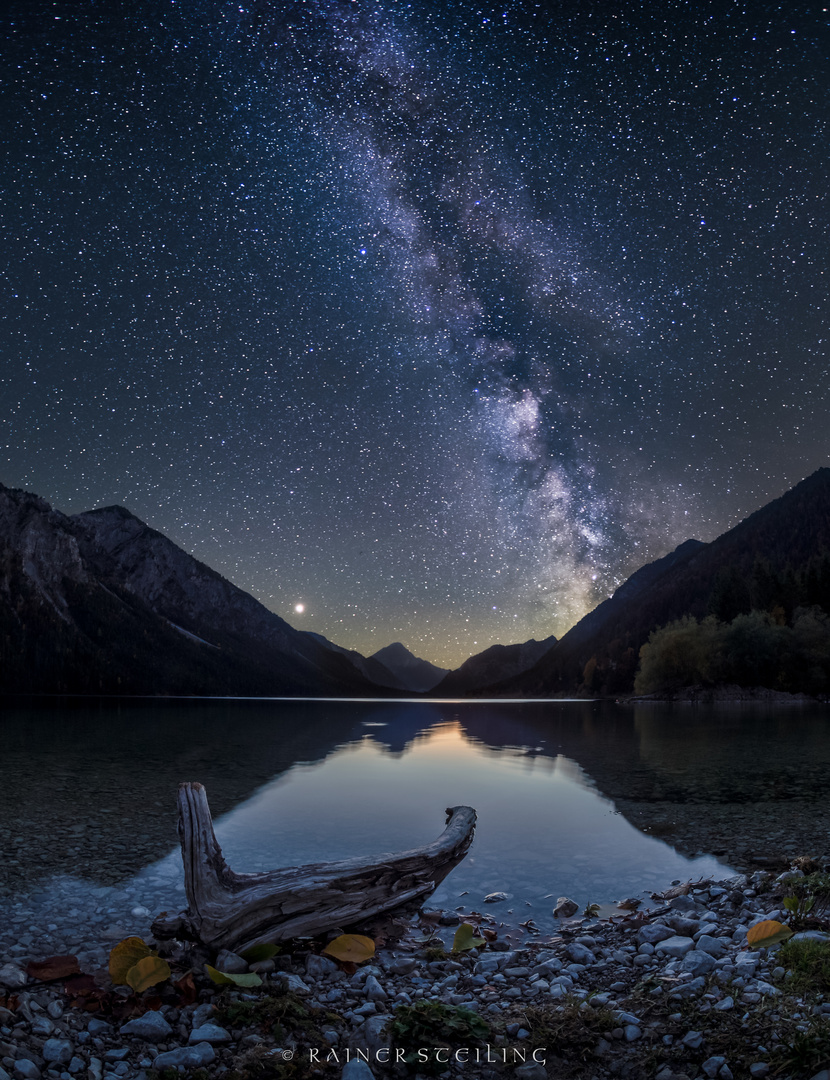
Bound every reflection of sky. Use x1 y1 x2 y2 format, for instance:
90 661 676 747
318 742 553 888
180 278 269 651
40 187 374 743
183 721 729 929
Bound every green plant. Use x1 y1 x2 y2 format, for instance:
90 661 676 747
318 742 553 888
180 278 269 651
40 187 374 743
778 938 830 996
515 999 616 1065
772 1020 830 1077
389 1000 489 1074
783 893 816 930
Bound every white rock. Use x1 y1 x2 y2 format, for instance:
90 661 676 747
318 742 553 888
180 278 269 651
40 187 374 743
655 935 695 957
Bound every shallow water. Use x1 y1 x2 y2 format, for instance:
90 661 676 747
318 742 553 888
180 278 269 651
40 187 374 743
1 697 828 962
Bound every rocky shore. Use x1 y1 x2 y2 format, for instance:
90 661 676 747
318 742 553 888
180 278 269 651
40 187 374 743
2 869 830 1080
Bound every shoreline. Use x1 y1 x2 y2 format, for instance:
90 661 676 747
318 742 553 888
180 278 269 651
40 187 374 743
2 868 830 1080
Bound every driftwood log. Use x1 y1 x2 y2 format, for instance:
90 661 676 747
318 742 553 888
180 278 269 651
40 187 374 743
152 782 476 952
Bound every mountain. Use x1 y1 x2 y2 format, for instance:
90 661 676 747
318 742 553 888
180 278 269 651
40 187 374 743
485 468 830 698
0 484 385 697
369 642 449 692
305 633 407 691
431 634 557 696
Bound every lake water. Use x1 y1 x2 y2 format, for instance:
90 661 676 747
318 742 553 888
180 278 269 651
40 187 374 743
1 697 829 964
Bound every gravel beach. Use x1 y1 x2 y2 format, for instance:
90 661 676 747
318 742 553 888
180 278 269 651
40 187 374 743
2 868 830 1080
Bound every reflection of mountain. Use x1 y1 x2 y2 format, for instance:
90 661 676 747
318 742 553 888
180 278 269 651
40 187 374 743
0 699 389 890
4 700 829 893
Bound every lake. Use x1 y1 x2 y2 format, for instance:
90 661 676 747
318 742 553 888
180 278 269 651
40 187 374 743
1 697 828 965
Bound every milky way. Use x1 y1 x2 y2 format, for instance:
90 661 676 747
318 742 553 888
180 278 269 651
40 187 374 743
2 1 829 665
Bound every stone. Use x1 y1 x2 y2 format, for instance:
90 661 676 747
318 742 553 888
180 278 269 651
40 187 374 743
695 934 726 957
358 1015 391 1058
566 943 595 965
553 897 579 918
104 1048 129 1061
514 1065 547 1080
715 996 734 1011
87 1019 111 1036
389 958 417 976
656 936 695 957
12 1064 41 1080
274 973 311 995
682 950 717 976
67 1059 84 1076
363 975 388 1001
637 923 675 945
188 1023 231 1045
0 965 27 990
624 1025 642 1041
484 892 509 903
749 1065 769 1078
307 954 339 978
341 1062 376 1080
42 1040 73 1065
702 1056 727 1078
682 1030 704 1050
120 1011 173 1040
669 895 698 912
214 949 249 974
191 1002 215 1028
153 1042 216 1069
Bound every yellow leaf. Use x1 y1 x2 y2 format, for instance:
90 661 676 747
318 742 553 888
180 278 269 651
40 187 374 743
746 920 794 949
109 938 153 985
125 956 171 993
452 923 486 952
321 934 376 964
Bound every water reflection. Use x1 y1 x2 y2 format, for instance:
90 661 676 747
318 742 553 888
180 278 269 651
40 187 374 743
1 697 828 961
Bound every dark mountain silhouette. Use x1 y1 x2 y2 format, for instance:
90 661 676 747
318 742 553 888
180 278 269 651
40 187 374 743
485 468 830 698
369 642 448 692
0 484 384 697
431 634 557 696
305 632 407 691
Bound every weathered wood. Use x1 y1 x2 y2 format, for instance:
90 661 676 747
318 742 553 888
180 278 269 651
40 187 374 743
152 782 476 952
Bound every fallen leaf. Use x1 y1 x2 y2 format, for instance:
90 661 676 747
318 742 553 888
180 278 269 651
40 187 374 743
125 956 171 993
63 974 99 997
239 944 281 964
452 923 486 952
109 938 153 985
204 965 263 988
174 972 198 1006
321 934 376 964
746 920 793 949
26 956 81 982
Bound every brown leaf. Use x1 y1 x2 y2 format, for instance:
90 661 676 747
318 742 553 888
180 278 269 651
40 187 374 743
26 956 81 982
0 993 19 1011
174 972 197 1006
482 928 498 942
63 974 99 997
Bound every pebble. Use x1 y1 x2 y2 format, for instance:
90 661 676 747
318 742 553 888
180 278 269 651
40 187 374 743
153 1042 216 1069
119 1011 172 1041
0 867 827 1080
188 1023 231 1045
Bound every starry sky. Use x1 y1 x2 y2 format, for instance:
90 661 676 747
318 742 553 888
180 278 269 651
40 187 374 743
2 0 829 667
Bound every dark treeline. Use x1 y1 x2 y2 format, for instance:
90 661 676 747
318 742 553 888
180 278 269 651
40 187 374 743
581 551 830 697
634 607 830 696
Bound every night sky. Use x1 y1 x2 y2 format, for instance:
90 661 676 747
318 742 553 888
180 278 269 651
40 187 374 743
2 1 829 667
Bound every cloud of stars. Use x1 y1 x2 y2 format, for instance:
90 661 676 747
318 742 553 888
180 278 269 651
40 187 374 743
2 0 828 665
